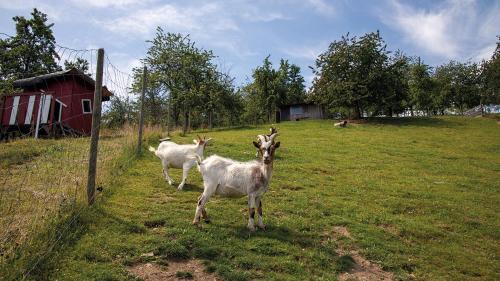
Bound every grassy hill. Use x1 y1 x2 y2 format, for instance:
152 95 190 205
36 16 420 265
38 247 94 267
15 117 500 280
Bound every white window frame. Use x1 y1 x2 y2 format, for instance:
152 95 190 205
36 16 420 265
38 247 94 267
82 99 92 114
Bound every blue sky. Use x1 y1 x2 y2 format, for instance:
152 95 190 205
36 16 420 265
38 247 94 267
1 0 499 89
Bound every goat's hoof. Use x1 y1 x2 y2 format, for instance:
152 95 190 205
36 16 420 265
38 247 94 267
168 181 174 185
193 221 202 228
204 218 211 224
247 225 256 232
177 186 184 191
257 224 266 230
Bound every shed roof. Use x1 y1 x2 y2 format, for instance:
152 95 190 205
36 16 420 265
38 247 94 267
13 68 113 98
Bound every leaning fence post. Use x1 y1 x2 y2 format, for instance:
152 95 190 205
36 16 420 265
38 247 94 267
137 66 147 156
86 48 104 206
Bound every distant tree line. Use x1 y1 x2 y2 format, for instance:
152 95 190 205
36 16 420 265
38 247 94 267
310 31 500 118
1 9 499 132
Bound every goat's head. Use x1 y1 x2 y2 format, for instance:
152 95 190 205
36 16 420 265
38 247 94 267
253 133 280 164
193 135 213 148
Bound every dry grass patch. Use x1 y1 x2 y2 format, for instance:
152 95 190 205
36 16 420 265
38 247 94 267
127 260 219 281
332 226 395 281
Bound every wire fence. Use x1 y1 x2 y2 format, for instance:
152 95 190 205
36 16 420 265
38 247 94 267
0 43 152 280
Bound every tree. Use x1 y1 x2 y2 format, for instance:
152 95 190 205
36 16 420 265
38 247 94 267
434 61 481 114
287 64 306 104
407 59 434 115
480 37 500 104
244 56 306 123
64 58 90 75
252 55 276 122
136 27 240 132
0 9 60 81
102 95 137 128
310 31 400 118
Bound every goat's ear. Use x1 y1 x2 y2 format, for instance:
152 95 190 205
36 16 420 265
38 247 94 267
274 142 280 149
193 139 198 144
253 141 260 149
206 138 213 144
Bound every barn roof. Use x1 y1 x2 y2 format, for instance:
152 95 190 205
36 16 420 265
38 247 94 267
13 68 113 98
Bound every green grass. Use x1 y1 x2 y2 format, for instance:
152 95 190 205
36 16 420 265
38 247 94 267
0 127 153 280
22 117 500 280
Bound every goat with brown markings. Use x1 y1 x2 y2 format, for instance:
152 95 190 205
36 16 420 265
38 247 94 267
193 133 280 231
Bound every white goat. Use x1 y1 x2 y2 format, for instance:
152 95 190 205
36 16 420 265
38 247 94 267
193 133 280 231
148 135 212 190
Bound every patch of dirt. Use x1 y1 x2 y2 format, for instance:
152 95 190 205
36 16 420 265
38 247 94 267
338 250 394 281
148 193 174 204
127 259 219 281
332 226 395 281
333 226 352 239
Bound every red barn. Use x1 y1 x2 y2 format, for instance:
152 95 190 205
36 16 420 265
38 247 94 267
0 69 112 138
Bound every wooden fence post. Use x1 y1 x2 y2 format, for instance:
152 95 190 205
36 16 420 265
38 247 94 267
86 48 104 206
137 66 147 156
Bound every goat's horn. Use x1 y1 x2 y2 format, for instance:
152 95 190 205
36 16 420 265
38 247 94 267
257 135 266 144
197 135 202 141
269 133 278 142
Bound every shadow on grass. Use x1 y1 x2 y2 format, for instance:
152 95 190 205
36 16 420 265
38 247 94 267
181 184 204 193
232 224 316 248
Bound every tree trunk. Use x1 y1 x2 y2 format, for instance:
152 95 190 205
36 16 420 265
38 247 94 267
208 110 213 130
354 102 362 119
166 97 171 136
182 110 188 135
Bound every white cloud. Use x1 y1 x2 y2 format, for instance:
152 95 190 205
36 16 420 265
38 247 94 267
307 0 335 15
473 43 496 62
99 2 236 36
383 0 500 61
0 0 64 21
282 42 328 60
241 9 290 22
71 0 144 8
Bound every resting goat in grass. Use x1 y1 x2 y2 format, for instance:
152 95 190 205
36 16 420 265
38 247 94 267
193 133 280 231
148 135 212 190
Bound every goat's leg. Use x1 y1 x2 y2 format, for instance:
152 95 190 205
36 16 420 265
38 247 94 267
201 208 210 223
247 194 256 232
193 185 215 227
178 161 194 190
256 197 265 230
162 160 174 185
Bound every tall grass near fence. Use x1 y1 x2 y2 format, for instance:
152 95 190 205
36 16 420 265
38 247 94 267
0 124 162 280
